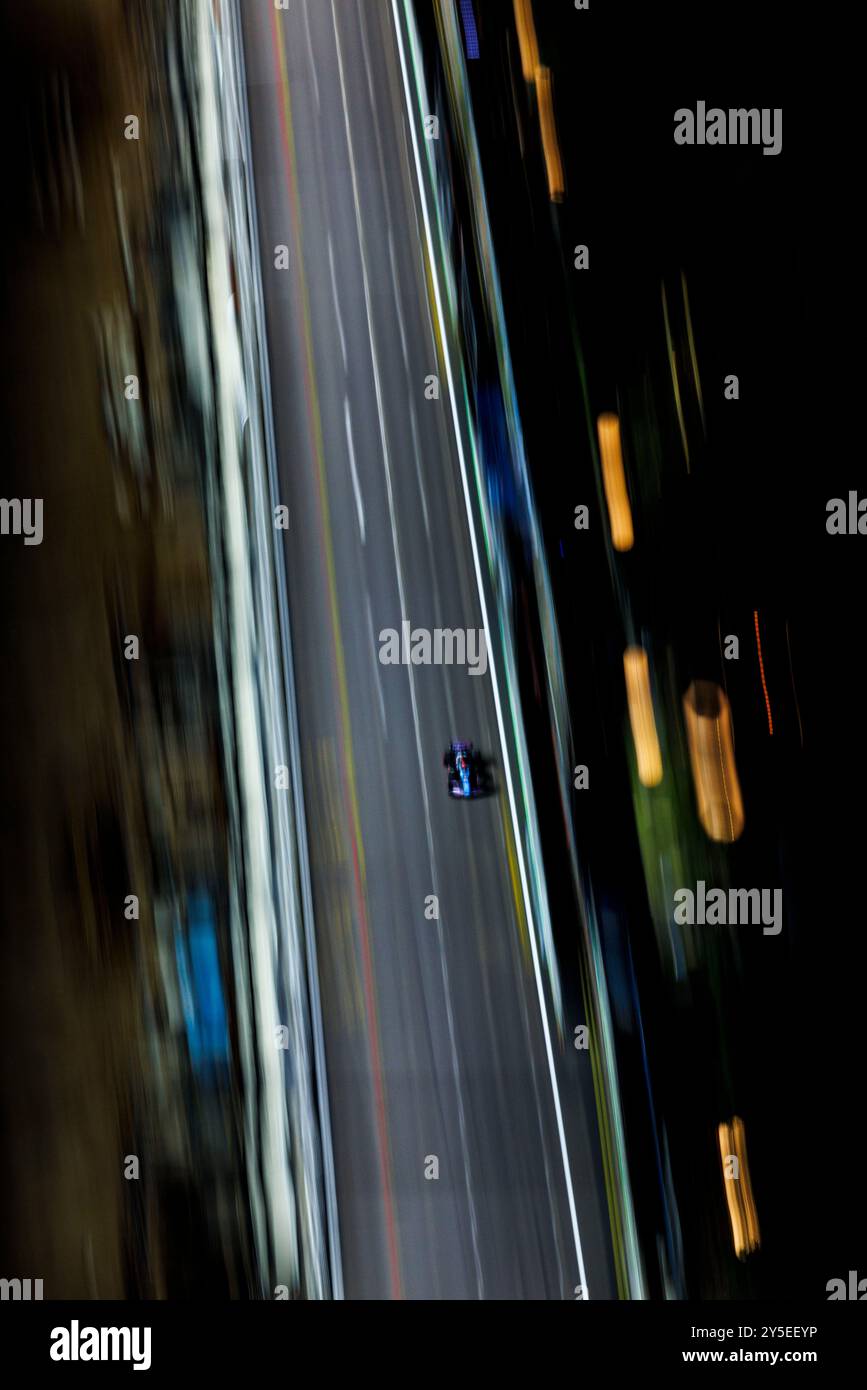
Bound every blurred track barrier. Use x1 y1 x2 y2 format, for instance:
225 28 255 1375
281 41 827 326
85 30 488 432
597 413 634 552
624 648 664 788
204 0 341 1298
718 1117 761 1259
683 680 745 843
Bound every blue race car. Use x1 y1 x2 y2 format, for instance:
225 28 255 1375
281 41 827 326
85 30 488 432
443 740 485 799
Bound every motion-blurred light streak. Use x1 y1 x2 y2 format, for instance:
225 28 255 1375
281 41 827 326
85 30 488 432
661 280 690 471
624 647 663 787
753 610 774 736
785 619 804 747
718 1117 761 1259
681 271 706 435
535 66 565 203
512 0 540 82
597 413 634 551
683 680 745 842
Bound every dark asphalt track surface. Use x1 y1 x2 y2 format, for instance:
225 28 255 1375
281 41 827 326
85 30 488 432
240 0 616 1300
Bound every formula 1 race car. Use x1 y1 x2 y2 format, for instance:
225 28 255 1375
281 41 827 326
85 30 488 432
443 741 486 799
